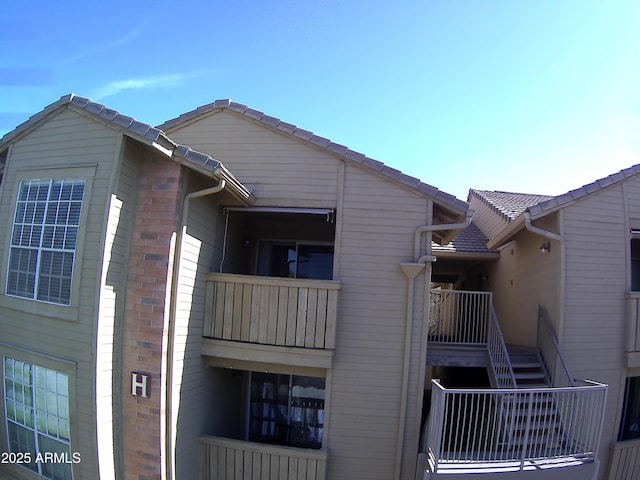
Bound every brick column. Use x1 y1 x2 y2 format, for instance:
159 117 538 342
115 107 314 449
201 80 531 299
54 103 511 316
121 156 183 480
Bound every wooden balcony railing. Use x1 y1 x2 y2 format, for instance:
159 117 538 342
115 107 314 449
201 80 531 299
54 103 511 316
199 435 327 480
625 292 640 367
626 292 640 353
607 438 640 480
204 273 340 349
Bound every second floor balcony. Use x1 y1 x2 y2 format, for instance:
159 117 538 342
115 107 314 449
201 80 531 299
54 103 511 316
202 272 340 368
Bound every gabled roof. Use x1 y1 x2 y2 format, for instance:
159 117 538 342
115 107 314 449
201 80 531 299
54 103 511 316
486 163 640 248
527 163 640 219
0 94 253 204
432 221 498 256
469 189 554 222
158 99 469 220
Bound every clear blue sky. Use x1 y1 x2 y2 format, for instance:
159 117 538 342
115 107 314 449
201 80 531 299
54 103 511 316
2 0 639 201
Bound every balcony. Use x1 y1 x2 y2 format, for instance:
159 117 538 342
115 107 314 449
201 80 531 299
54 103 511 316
625 292 640 367
199 435 327 480
421 379 608 480
202 273 340 368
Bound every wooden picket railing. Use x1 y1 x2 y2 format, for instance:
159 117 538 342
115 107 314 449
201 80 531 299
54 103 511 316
203 273 340 349
200 435 327 480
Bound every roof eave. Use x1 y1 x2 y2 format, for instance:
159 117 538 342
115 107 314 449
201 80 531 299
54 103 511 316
159 100 469 216
487 215 526 249
432 250 500 260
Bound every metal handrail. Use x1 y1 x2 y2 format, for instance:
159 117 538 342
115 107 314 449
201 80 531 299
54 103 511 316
537 305 575 387
424 379 608 473
429 289 516 388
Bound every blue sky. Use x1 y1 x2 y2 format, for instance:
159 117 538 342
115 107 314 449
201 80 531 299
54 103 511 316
1 0 639 201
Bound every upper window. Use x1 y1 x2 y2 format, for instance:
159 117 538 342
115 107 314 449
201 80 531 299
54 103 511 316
3 356 73 480
6 179 85 305
632 237 640 291
256 242 334 280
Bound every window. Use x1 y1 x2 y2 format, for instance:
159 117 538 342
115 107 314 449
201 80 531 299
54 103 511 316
7 179 85 305
256 242 334 280
632 237 640 291
619 376 640 441
249 372 325 449
3 357 73 480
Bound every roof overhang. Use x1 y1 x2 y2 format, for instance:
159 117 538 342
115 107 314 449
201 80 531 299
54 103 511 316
487 215 526 249
432 250 500 261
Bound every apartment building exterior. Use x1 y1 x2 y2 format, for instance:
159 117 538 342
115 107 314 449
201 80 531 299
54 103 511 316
0 94 468 480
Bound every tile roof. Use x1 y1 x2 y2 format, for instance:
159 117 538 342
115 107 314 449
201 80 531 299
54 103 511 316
469 189 554 222
432 221 498 254
0 94 252 203
528 163 640 218
158 99 469 215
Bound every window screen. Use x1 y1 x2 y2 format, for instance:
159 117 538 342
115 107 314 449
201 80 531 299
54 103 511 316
7 179 84 305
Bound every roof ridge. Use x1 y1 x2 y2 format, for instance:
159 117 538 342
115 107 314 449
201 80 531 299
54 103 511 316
469 189 554 222
528 163 640 218
0 94 247 191
158 99 469 214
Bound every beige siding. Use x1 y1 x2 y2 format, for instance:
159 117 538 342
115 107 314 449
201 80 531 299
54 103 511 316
169 111 434 479
97 142 139 478
328 163 428 480
165 110 340 207
0 108 122 478
562 183 630 480
172 173 244 479
469 194 511 240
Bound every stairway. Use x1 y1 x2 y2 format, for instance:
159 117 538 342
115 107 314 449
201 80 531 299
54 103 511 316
508 346 549 388
499 346 567 455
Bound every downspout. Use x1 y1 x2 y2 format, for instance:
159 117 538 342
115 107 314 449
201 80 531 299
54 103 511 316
523 210 565 347
394 210 472 480
165 177 226 480
523 211 562 242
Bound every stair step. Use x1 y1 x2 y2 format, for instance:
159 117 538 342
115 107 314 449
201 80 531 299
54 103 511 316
514 372 546 380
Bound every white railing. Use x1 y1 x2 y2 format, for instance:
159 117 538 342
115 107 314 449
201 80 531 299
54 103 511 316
537 306 574 387
199 435 327 480
487 304 517 388
429 289 490 344
204 273 340 349
429 290 515 388
424 379 608 473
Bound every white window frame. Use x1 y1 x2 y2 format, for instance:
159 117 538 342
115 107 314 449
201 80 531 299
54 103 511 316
0 353 74 480
6 179 85 306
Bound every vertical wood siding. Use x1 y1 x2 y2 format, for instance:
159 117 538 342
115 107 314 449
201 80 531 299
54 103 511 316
199 436 327 480
203 273 339 349
607 439 640 480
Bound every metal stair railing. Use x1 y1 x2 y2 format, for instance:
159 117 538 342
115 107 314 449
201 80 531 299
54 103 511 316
487 303 517 389
537 305 575 388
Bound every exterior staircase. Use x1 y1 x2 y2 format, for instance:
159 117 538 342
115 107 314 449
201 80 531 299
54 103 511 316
508 346 549 388
499 346 568 457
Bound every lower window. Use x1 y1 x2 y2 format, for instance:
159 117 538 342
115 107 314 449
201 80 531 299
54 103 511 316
619 376 640 441
3 357 73 480
249 372 325 449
